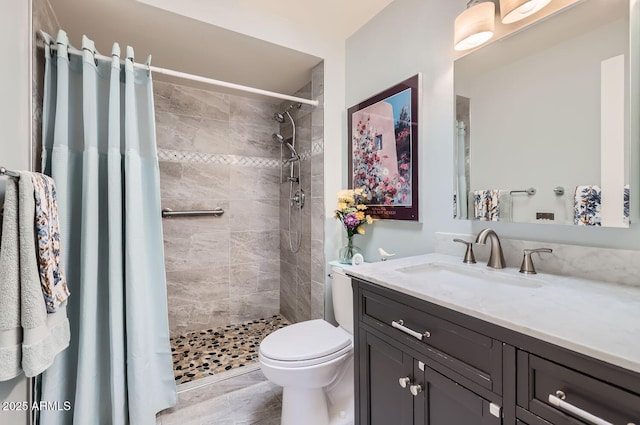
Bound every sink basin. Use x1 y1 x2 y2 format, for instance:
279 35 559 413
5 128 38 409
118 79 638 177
395 262 543 288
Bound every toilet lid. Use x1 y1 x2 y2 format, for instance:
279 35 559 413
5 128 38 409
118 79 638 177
260 319 352 362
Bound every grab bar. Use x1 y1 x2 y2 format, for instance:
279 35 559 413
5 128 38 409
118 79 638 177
510 187 536 196
161 207 224 218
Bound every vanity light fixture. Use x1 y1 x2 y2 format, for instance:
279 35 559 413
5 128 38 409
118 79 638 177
500 0 553 24
454 0 496 51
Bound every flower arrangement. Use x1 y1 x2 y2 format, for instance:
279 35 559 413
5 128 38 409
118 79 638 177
334 188 373 263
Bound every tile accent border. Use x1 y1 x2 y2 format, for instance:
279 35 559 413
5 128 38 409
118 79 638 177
158 146 324 168
158 149 281 168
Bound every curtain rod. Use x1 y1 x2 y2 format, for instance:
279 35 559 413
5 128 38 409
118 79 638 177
36 31 319 107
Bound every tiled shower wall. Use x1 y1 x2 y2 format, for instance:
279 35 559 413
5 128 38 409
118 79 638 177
279 63 325 323
155 81 284 336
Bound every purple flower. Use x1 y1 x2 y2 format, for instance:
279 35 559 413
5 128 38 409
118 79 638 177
343 213 360 229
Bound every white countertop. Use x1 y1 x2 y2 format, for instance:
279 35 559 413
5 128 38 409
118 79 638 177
344 253 640 374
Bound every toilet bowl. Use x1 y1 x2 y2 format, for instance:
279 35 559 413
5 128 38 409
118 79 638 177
259 265 355 425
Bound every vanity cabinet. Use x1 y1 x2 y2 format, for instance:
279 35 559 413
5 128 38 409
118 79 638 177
352 277 640 425
354 279 503 425
359 326 501 425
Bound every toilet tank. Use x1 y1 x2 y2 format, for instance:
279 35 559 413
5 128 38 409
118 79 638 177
330 265 354 335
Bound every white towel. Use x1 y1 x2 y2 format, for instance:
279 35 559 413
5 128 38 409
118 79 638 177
498 190 512 222
0 178 23 380
0 172 70 381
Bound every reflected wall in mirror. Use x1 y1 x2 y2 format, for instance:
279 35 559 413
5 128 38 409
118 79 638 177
454 0 631 227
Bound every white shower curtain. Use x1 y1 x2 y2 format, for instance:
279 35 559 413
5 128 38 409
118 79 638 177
39 30 176 425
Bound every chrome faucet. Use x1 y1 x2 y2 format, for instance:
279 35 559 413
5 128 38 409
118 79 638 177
475 229 506 269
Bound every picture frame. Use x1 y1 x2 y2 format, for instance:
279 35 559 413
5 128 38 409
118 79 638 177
348 74 420 221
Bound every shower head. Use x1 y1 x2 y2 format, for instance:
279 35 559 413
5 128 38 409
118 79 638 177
273 133 299 160
274 104 301 123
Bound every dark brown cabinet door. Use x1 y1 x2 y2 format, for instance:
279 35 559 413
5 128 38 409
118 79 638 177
359 329 415 425
418 364 502 425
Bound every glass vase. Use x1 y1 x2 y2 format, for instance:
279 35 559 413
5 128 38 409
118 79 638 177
338 234 363 264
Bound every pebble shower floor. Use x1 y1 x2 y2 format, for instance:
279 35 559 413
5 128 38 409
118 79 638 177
170 314 290 385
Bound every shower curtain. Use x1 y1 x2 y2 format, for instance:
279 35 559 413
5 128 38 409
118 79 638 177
38 30 176 425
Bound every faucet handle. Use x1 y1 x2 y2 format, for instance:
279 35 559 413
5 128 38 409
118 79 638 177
520 248 553 275
453 239 476 264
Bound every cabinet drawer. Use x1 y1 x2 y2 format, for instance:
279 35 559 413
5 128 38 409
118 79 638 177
360 287 501 392
518 353 640 425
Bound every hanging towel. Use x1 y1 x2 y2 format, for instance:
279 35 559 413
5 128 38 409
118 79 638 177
574 185 601 226
0 172 70 381
624 184 630 225
472 190 500 221
0 178 22 381
498 190 512 222
32 173 70 313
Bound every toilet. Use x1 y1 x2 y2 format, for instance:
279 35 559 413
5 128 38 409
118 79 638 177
259 265 354 425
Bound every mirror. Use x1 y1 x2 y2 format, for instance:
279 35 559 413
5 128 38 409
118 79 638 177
454 0 631 227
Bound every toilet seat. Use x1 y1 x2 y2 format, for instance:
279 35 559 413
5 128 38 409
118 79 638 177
259 319 353 368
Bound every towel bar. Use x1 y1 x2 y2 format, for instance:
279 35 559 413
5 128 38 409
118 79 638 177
0 166 20 178
161 207 224 218
510 187 536 195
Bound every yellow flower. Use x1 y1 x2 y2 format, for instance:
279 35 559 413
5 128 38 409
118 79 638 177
357 225 365 235
337 202 347 211
356 204 367 210
337 189 355 204
354 188 364 195
355 211 365 221
366 215 373 224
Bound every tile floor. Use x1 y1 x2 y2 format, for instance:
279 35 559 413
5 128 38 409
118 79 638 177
156 366 282 425
170 315 290 384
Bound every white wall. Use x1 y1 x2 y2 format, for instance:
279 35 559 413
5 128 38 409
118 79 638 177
345 0 471 260
0 0 32 423
346 0 640 254
0 0 31 170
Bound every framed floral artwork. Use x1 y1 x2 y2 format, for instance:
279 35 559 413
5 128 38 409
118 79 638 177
347 74 420 221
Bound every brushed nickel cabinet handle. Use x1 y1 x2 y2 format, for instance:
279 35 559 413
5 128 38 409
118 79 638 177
391 320 431 340
410 384 423 396
548 393 614 425
398 376 411 388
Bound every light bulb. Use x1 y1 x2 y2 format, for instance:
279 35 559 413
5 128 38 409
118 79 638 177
516 0 537 14
500 0 552 24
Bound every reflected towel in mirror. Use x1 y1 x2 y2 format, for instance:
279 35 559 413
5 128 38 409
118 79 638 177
471 190 500 221
574 185 601 226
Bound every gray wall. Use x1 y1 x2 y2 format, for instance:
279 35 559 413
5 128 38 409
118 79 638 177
346 0 640 256
279 62 325 323
155 81 283 336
